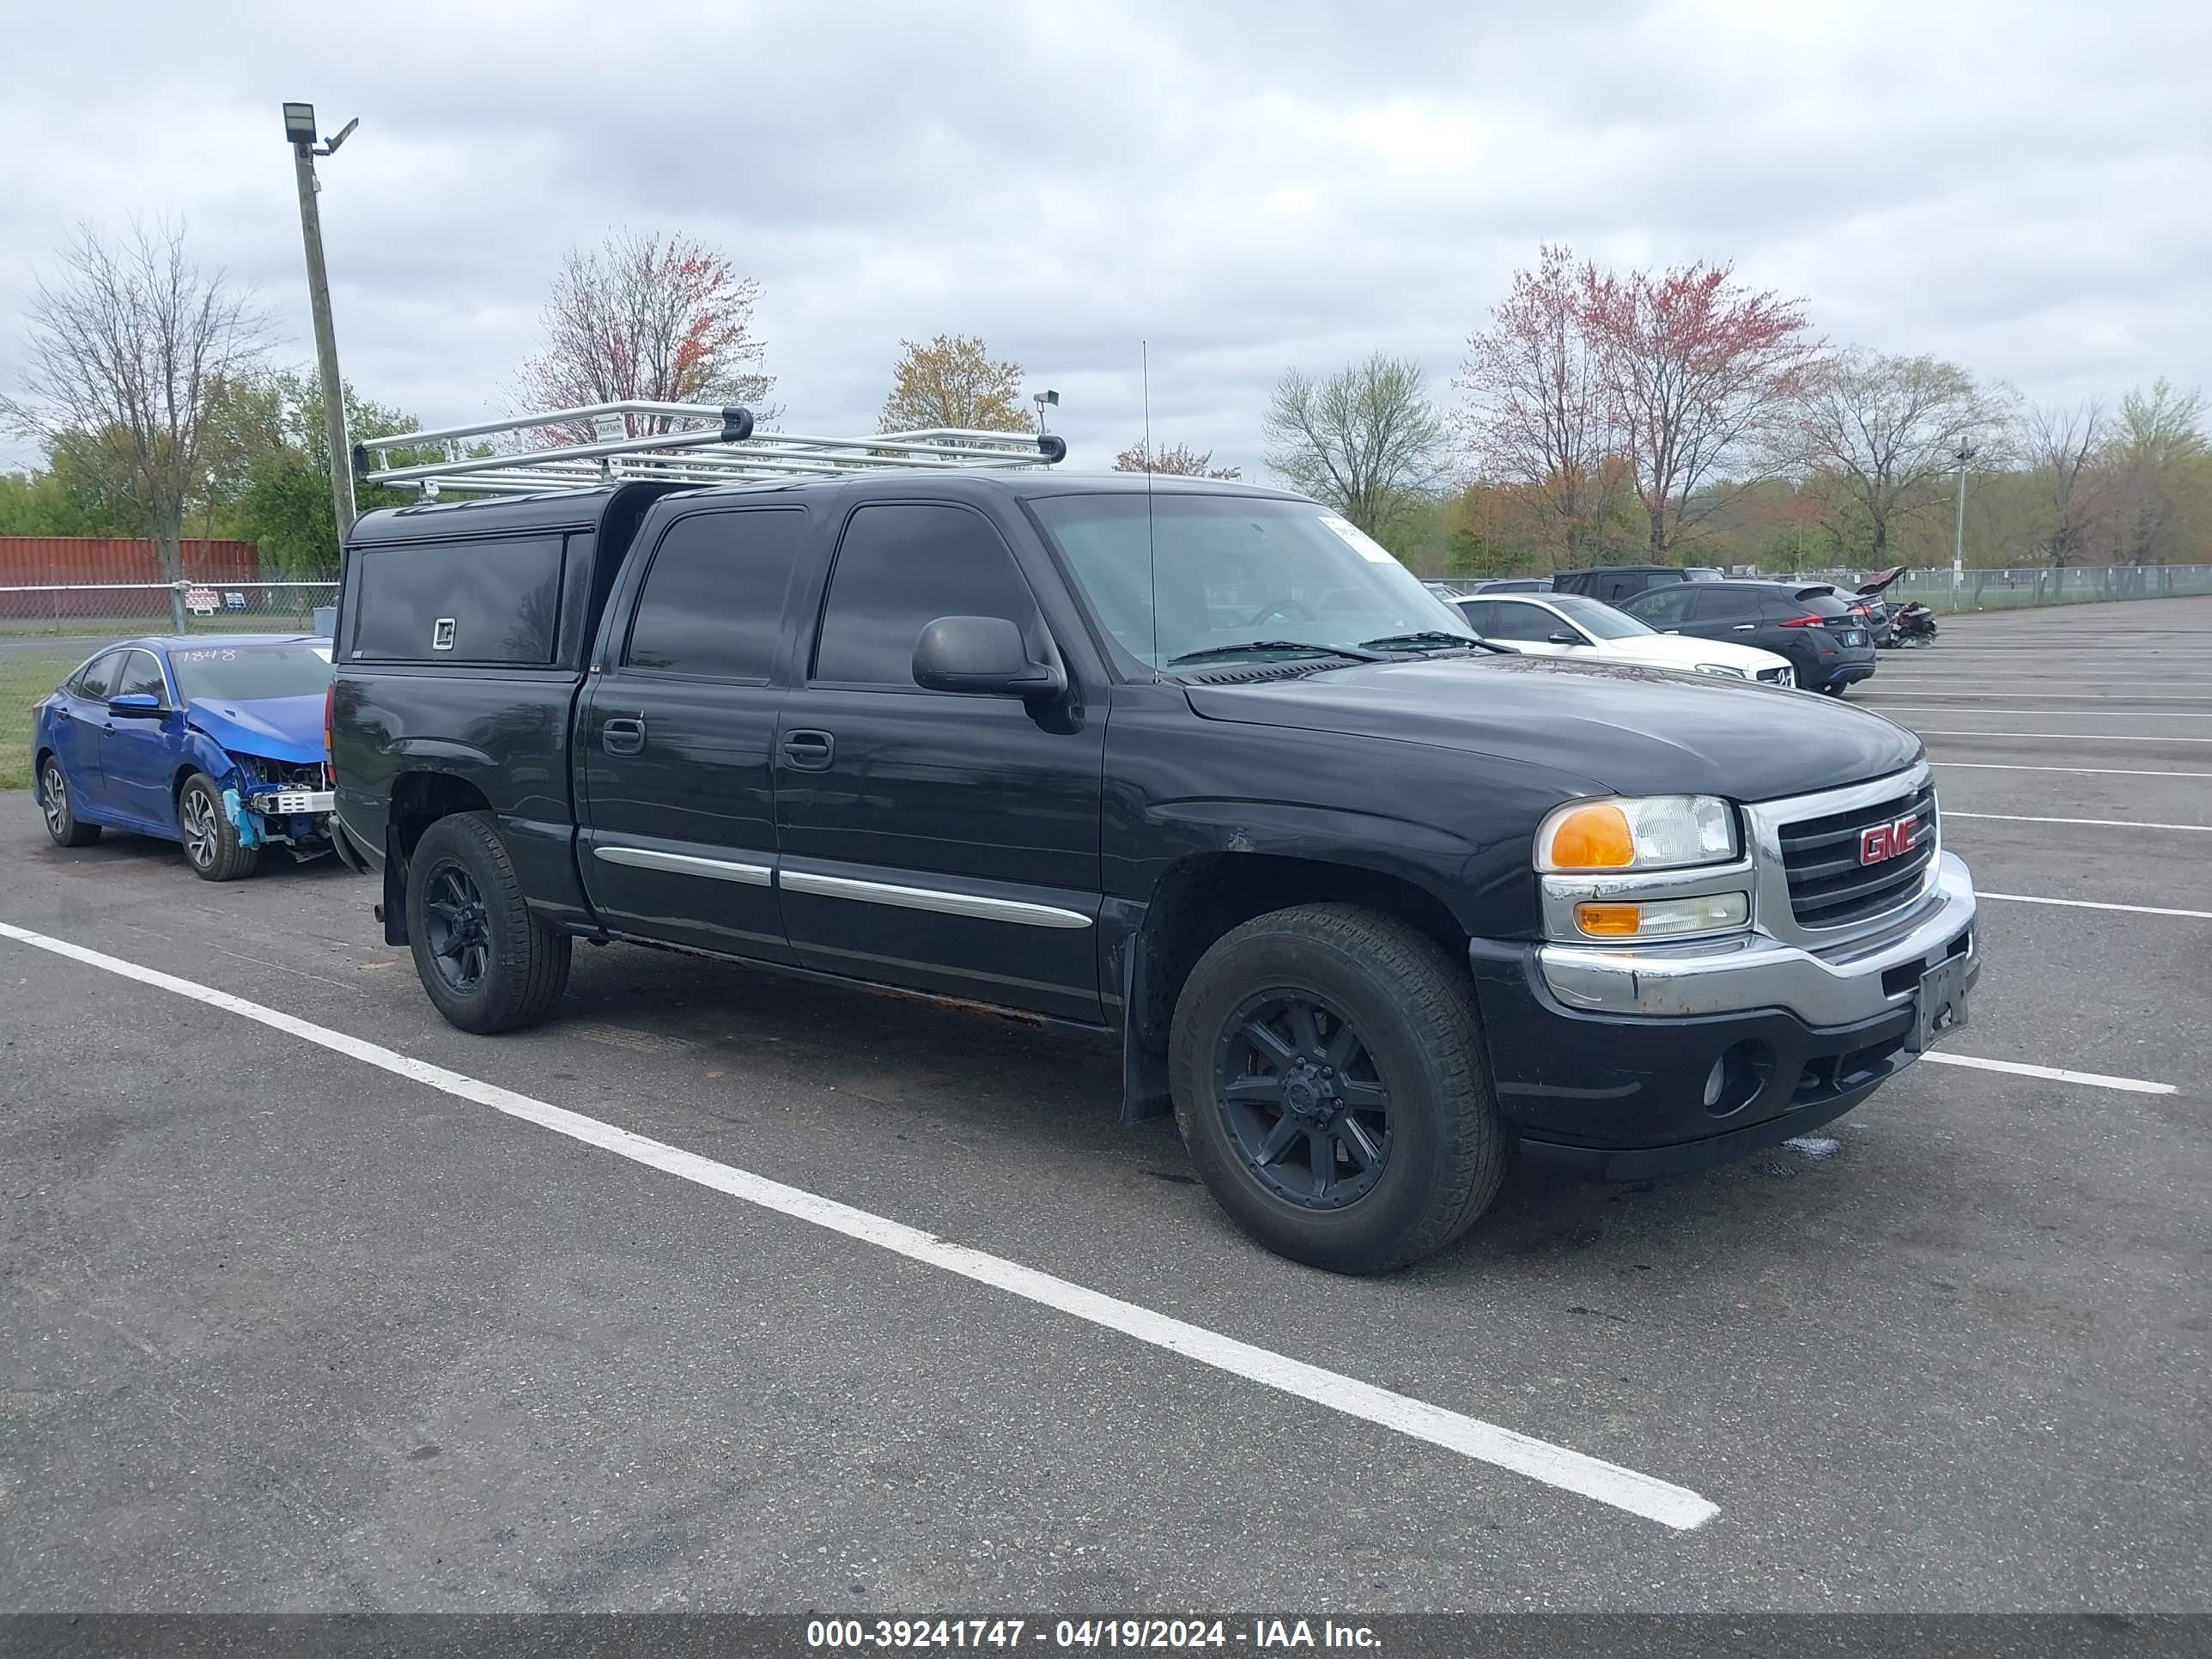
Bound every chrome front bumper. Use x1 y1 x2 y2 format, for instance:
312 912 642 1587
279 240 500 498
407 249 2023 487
1538 850 1977 1028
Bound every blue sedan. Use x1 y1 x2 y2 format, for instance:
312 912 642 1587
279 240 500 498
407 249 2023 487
32 635 336 881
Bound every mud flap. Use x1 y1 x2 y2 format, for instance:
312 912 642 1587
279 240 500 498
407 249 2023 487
1119 933 1173 1124
381 824 409 945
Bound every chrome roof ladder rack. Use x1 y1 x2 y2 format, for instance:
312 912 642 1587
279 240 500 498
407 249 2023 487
353 400 1067 499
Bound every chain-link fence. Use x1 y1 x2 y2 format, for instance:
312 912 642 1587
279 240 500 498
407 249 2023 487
1771 564 2212 613
3 579 337 791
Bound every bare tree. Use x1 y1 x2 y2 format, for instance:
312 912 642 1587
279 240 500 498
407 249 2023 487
1579 259 1820 556
2022 399 2110 568
1264 353 1447 536
2105 380 2208 566
516 230 773 439
878 334 1026 432
1455 243 1613 566
1112 439 1240 478
1 220 269 581
1796 349 2009 563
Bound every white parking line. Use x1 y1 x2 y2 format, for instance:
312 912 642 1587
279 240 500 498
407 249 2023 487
1946 811 2212 833
0 919 1717 1533
1979 891 2212 920
1869 708 2212 719
1933 763 2212 778
1916 731 2212 743
1921 1054 2176 1096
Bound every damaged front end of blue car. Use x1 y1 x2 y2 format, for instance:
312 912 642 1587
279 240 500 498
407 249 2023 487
215 753 337 860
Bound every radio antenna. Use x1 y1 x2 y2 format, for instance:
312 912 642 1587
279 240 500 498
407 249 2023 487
1142 340 1158 672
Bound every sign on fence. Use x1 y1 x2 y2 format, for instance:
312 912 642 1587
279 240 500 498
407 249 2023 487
185 587 220 615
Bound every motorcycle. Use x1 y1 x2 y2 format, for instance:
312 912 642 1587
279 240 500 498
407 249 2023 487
1891 602 1938 646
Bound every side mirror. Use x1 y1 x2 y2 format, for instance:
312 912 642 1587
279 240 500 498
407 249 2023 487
1547 631 1586 647
913 615 1067 700
106 693 165 718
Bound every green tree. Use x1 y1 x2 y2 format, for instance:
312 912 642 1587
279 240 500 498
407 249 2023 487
0 442 137 536
204 372 429 572
878 334 1026 433
1264 354 1448 537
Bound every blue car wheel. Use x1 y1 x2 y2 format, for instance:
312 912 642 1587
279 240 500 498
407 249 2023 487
40 757 102 848
178 771 260 883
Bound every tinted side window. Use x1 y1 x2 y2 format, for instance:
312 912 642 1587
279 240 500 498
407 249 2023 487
1454 599 1493 634
625 509 806 680
1483 602 1566 642
813 504 1036 687
1690 586 1756 622
72 652 124 700
1626 586 1694 628
352 536 563 664
116 650 168 702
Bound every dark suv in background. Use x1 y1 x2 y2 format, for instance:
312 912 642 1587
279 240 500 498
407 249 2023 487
1621 580 1877 696
1550 565 1687 604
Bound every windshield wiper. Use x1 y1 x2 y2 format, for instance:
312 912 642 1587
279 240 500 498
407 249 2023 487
1357 630 1510 655
1167 640 1388 666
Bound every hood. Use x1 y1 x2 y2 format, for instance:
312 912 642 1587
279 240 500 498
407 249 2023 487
1182 653 1919 803
185 694 327 765
1856 566 1907 597
1595 635 1793 675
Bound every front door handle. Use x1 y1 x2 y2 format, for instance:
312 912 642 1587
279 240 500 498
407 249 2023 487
781 729 836 770
603 716 646 756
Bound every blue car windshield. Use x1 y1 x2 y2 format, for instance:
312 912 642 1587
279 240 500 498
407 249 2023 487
169 643 331 702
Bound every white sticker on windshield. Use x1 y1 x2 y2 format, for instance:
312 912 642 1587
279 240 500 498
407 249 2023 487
1318 514 1398 564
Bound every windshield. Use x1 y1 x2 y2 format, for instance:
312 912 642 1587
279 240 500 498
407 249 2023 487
1028 494 1477 668
169 642 333 702
1545 593 1655 640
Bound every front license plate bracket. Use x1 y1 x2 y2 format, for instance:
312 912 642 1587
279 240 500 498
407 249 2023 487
1915 955 1971 1052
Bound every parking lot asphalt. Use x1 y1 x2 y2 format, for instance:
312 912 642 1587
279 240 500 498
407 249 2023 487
3 599 2208 1613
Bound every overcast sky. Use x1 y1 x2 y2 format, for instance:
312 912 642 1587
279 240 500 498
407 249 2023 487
2 0 2206 478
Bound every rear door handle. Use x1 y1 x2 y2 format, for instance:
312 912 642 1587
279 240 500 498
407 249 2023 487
781 729 836 770
1732 623 1757 632
603 716 646 756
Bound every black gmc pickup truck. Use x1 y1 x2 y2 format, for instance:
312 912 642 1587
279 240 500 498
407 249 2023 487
329 467 1978 1273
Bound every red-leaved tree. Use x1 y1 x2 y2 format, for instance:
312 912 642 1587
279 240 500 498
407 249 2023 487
517 230 774 441
1112 440 1241 478
1455 243 1613 567
1578 259 1819 556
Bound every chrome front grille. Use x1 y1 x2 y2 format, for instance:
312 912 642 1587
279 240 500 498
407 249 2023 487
1777 780 1937 930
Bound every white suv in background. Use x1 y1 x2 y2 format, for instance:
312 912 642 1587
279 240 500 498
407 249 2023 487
1449 591 1797 687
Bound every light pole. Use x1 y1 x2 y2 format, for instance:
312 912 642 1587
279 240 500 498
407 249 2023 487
283 102 359 548
1950 441 1976 592
1032 388 1060 435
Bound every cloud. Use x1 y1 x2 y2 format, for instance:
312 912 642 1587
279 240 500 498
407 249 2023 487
1 0 2205 477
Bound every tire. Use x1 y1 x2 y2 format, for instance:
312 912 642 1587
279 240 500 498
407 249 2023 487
405 811 572 1034
1821 683 1846 697
37 754 100 848
178 772 259 882
1169 902 1509 1274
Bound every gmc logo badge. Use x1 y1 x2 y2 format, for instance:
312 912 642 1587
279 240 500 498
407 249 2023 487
1860 815 1922 866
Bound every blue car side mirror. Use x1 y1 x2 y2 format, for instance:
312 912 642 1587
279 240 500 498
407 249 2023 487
106 693 165 718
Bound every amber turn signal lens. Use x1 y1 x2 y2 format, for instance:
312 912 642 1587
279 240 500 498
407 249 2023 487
1574 902 1643 936
1547 802 1636 869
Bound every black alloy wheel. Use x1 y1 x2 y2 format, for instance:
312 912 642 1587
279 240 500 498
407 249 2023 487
421 863 493 994
1214 990 1393 1210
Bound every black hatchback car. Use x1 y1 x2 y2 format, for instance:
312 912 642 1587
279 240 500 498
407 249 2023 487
1620 580 1877 696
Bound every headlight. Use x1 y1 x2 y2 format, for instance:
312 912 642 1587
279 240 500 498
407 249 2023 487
1536 795 1740 872
1694 663 1747 679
